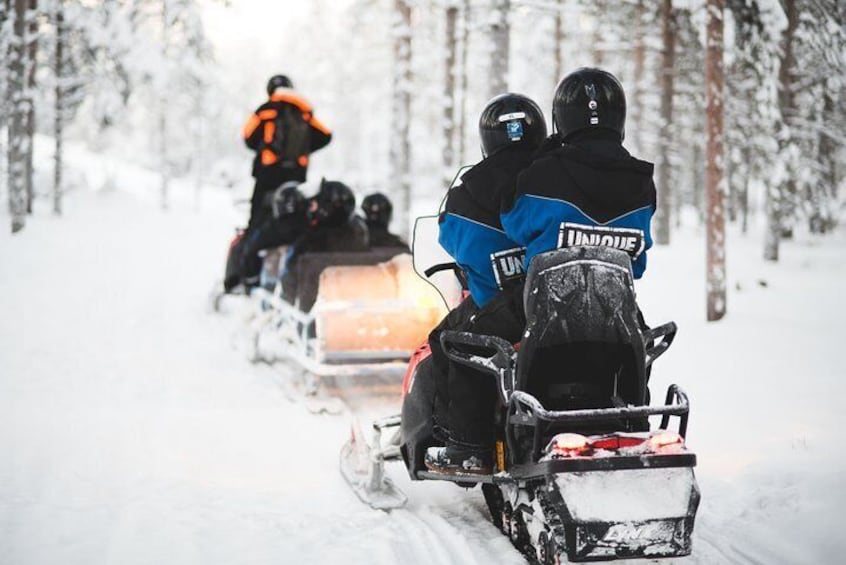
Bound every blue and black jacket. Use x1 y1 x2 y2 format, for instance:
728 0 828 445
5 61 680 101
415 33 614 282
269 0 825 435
501 130 657 278
438 145 536 306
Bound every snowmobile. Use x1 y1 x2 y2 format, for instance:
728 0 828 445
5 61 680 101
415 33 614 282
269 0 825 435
340 217 700 563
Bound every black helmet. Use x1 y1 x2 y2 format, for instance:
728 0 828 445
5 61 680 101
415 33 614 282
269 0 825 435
478 93 548 157
361 193 393 228
266 74 293 96
272 181 306 219
552 67 626 141
307 179 356 227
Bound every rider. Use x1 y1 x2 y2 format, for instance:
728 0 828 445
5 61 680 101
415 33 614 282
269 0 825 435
360 192 408 251
502 67 656 276
426 69 657 475
242 74 332 232
279 180 369 306
237 183 308 290
425 93 548 473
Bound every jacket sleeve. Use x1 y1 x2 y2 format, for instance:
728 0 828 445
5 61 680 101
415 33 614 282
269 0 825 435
242 111 262 150
308 115 332 152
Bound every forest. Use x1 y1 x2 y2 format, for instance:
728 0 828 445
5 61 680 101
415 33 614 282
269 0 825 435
2 0 844 268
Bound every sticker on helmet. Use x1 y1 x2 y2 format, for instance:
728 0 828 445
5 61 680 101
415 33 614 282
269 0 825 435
491 247 527 289
506 120 524 141
497 111 527 122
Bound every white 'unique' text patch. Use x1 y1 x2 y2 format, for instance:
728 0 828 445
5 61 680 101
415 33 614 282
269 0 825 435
491 247 526 289
557 223 645 259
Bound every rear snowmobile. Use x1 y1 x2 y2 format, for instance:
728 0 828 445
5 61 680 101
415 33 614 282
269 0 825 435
341 240 700 562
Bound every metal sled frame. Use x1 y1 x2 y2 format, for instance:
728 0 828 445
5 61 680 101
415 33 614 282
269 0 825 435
258 291 411 378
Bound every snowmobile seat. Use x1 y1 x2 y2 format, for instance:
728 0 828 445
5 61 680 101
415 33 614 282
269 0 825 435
516 247 649 428
282 248 406 312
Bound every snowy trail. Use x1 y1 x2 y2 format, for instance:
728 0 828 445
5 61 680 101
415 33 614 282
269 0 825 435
0 188 522 565
2 183 845 564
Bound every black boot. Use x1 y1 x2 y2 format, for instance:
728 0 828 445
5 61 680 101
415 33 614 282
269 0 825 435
424 443 493 475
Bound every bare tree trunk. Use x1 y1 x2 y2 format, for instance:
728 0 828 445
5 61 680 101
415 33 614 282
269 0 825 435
8 0 26 232
592 0 606 66
53 0 63 215
767 0 798 261
457 0 470 165
443 4 458 185
391 0 412 239
705 0 726 321
631 0 646 154
23 0 36 214
554 0 563 83
740 145 749 233
0 0 8 204
488 0 509 99
655 0 675 245
160 0 169 211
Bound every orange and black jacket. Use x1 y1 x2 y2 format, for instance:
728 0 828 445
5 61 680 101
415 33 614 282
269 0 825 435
242 90 332 178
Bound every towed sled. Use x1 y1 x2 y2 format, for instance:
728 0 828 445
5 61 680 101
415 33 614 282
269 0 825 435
341 237 700 562
255 251 445 378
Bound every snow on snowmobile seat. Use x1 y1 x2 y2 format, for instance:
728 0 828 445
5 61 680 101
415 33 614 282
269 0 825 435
517 246 649 425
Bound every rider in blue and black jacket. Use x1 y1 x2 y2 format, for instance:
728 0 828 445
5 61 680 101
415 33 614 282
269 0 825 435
426 93 547 470
426 68 658 476
503 68 656 276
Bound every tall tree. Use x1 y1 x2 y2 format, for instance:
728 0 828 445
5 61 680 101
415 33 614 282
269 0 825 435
159 0 169 210
443 3 458 185
488 0 509 98
53 0 64 215
23 0 36 213
654 0 676 245
0 0 9 204
705 0 726 321
765 0 799 261
553 0 564 83
457 0 470 165
391 0 412 238
7 0 26 233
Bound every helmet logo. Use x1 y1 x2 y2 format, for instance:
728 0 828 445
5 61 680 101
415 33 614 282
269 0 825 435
498 112 526 142
585 83 599 125
505 121 524 141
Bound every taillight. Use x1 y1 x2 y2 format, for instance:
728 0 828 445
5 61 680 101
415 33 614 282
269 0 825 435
648 431 684 450
548 433 590 457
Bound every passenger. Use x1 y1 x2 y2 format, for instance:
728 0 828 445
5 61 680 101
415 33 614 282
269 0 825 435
426 68 657 475
360 193 408 251
426 93 548 473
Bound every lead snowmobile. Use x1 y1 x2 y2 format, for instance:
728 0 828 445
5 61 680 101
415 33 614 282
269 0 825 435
341 218 700 563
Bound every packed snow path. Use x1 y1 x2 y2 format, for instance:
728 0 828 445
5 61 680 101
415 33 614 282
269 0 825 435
1 185 845 564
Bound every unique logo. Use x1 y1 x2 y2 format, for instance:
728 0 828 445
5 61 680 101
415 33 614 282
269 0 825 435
506 120 524 141
491 247 526 288
558 223 645 258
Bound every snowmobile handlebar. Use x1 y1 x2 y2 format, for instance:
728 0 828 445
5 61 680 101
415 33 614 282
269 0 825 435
439 331 516 405
644 322 678 366
424 262 468 289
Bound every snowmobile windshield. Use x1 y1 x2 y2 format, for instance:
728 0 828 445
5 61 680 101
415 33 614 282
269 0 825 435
411 216 463 310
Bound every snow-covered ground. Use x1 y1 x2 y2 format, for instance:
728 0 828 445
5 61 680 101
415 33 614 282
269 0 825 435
1 162 844 564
